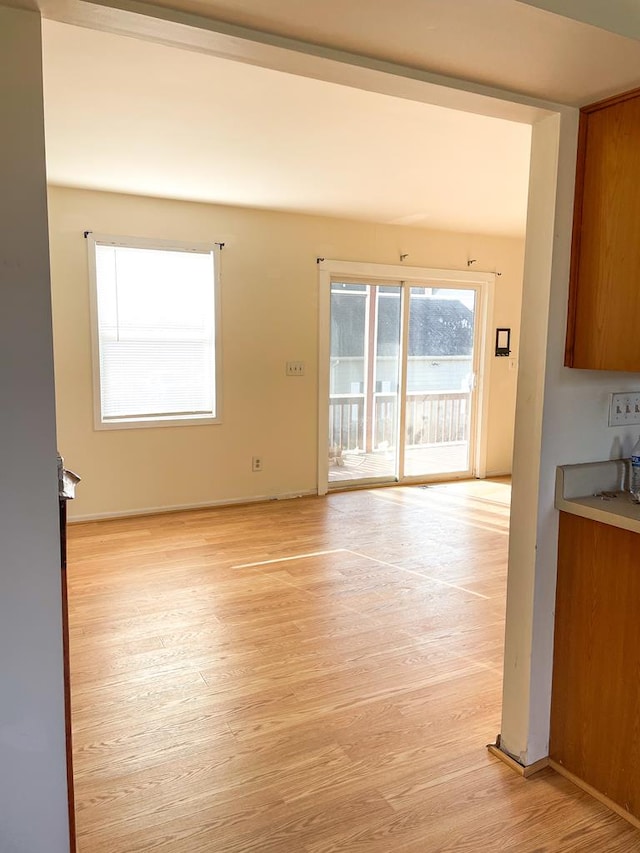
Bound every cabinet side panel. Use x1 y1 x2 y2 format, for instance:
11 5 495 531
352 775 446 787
565 112 589 367
572 96 640 370
551 513 640 817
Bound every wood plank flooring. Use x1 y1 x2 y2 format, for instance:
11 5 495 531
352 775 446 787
67 481 640 852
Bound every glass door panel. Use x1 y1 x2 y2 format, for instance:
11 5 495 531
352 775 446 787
329 282 401 486
403 286 477 477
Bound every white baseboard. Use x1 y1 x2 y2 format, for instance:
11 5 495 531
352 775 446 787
68 489 318 523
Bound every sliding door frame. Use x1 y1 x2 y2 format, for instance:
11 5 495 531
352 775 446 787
317 259 495 495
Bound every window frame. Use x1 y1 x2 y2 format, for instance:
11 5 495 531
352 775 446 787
87 232 222 431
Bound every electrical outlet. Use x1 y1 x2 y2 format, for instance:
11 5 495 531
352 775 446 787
286 361 305 376
609 392 640 426
252 456 262 472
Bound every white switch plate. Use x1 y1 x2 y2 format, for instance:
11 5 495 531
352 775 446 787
286 361 305 376
609 392 640 426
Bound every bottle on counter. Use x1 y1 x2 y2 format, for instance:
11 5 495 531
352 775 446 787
631 435 640 496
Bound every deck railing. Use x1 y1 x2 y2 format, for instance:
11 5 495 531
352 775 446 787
329 391 469 453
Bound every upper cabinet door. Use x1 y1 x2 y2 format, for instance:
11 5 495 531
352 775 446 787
565 89 640 371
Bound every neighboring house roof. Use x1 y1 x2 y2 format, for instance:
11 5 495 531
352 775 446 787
331 293 473 358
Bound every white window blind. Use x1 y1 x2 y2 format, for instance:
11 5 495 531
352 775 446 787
91 238 219 427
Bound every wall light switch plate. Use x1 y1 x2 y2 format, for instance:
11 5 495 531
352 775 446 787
609 392 640 426
286 361 305 376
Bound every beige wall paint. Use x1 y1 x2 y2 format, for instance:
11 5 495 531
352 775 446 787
48 186 524 520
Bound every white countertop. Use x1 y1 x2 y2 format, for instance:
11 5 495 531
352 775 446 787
556 459 640 535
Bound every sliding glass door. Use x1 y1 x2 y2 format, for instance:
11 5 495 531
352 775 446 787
328 282 402 485
404 286 477 477
326 276 481 489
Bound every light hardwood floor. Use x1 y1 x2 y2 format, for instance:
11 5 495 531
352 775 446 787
67 481 639 852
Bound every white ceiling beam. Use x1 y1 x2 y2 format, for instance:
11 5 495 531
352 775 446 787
38 0 558 123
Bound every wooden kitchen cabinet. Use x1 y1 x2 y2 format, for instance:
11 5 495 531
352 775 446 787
550 512 640 821
565 87 640 371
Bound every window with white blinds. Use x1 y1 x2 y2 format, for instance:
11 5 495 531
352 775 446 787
89 235 221 428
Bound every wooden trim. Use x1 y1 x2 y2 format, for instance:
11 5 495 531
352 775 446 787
487 745 549 778
564 109 589 367
62 565 76 853
522 756 551 778
581 85 640 115
59 499 76 852
549 760 640 832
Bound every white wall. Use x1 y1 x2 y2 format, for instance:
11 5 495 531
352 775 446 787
0 7 69 852
48 186 525 520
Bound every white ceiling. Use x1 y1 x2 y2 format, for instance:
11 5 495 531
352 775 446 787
517 0 640 42
40 0 640 236
42 21 533 236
